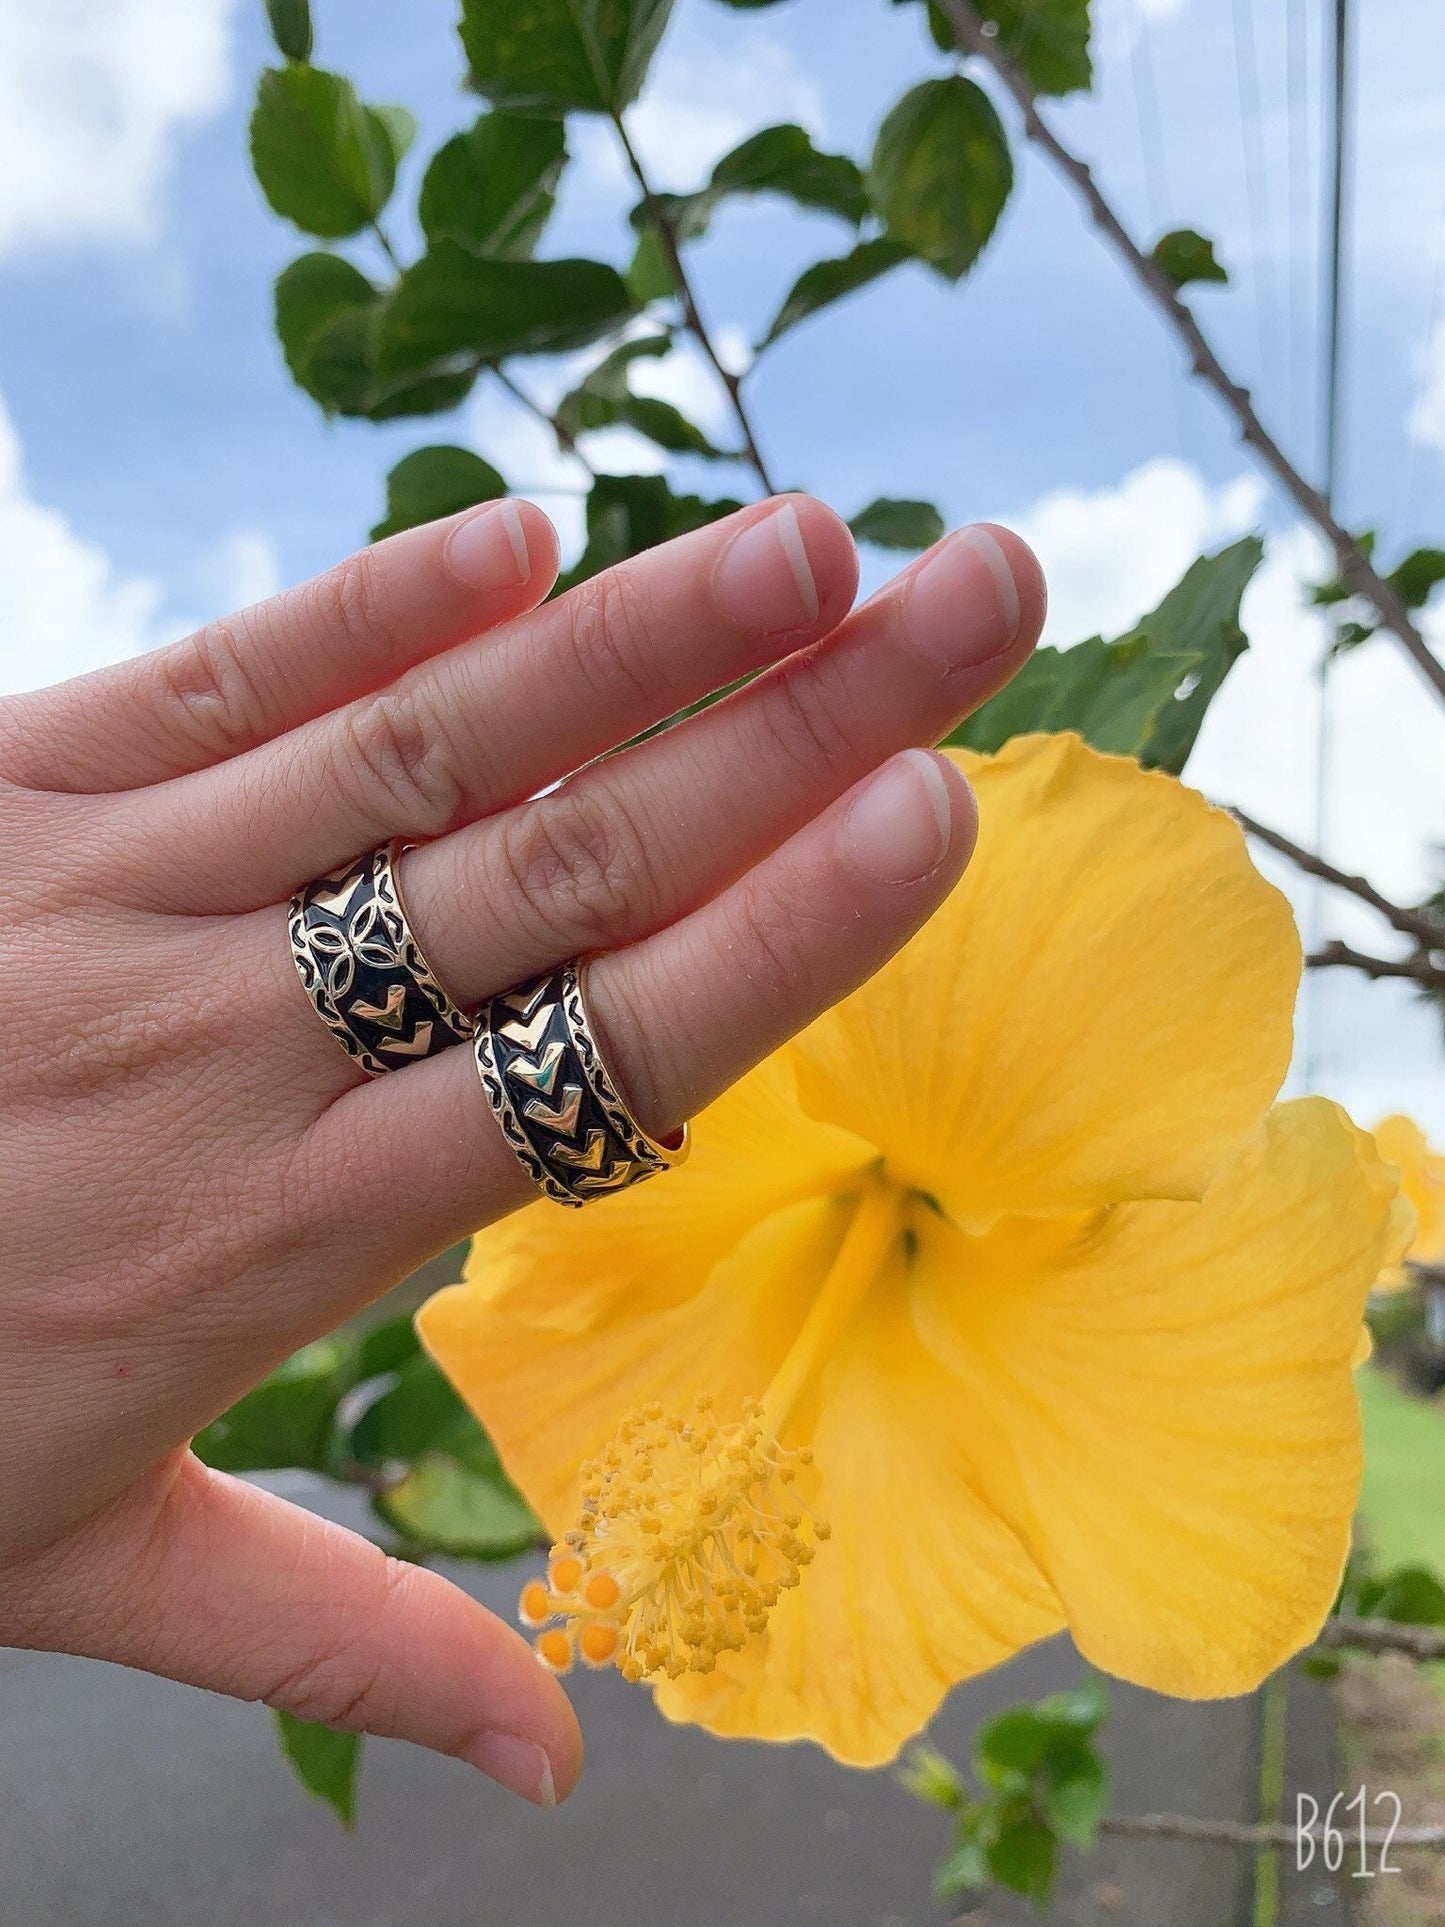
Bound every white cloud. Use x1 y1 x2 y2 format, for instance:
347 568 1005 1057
0 0 235 257
1005 456 1445 1132
1407 317 1445 458
0 391 279 695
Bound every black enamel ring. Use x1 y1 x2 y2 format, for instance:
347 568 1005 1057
288 840 474 1076
475 962 690 1207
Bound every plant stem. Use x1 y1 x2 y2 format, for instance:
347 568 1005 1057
369 218 403 275
609 110 779 497
1099 1812 1445 1849
491 365 596 476
1308 941 1445 989
1316 1614 1445 1660
1251 1670 1289 1927
932 0 1445 707
1231 811 1445 949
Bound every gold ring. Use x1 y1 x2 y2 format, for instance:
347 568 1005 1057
474 962 689 1206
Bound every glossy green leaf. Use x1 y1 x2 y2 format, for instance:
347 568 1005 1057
641 123 868 244
378 246 635 381
1125 536 1262 772
459 0 675 117
193 1334 359 1472
849 497 945 550
250 65 397 238
948 633 1200 760
1152 226 1228 290
274 252 379 414
867 76 1013 281
1389 545 1445 609
371 445 506 541
910 0 1094 96
347 1353 479 1465
274 1713 360 1828
265 0 313 63
557 472 744 590
374 1450 543 1557
1032 1678 1109 1733
419 113 566 260
356 1311 423 1380
760 236 912 347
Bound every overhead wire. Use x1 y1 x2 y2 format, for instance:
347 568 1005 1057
1229 0 1282 404
1284 0 1314 469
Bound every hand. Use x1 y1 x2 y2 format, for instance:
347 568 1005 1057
0 494 1043 1805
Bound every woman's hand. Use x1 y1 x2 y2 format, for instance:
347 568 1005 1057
0 494 1043 1805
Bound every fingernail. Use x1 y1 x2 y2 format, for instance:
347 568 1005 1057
845 749 957 884
466 1731 557 1807
712 501 821 632
906 525 1022 669
444 499 531 590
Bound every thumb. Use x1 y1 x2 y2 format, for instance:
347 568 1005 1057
3 1452 582 1807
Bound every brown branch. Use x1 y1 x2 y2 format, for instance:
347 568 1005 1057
1316 1615 1445 1660
1230 811 1445 949
932 0 1445 707
490 365 597 475
609 110 779 497
1101 1812 1445 1849
1307 940 1445 988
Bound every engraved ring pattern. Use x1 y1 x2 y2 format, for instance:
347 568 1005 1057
289 839 475 1076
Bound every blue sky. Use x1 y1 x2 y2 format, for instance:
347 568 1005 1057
1 0 1442 1126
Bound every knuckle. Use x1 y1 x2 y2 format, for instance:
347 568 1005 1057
764 663 857 781
339 688 462 837
308 545 399 668
152 617 270 762
734 879 811 1003
561 566 661 712
497 789 650 947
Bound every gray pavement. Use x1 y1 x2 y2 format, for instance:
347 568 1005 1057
0 1477 1349 1926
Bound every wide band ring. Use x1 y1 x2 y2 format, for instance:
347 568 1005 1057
475 962 690 1207
288 840 474 1076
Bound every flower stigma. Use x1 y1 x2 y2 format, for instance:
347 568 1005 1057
518 1174 915 1681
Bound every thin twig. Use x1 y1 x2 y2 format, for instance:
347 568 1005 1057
491 365 596 475
1307 941 1445 988
931 0 1445 707
609 110 778 496
1231 811 1445 949
369 218 403 275
1100 1812 1445 1849
1316 1615 1445 1660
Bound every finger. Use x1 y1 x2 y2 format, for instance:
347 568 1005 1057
402 524 1041 1004
0 500 560 796
4 1453 582 1806
302 748 977 1278
123 495 860 913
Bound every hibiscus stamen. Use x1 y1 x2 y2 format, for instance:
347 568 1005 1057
517 1395 826 1681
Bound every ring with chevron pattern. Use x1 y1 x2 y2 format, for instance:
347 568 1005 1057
475 963 690 1207
288 839 475 1077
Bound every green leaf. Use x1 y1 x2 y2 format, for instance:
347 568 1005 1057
910 0 1093 96
459 0 675 117
556 335 732 458
978 1707 1052 1782
346 1353 479 1465
1389 545 1445 609
265 0 313 63
948 634 1200 760
867 76 1013 281
1041 1748 1109 1846
373 1450 543 1557
250 65 398 238
899 1744 968 1809
849 497 945 550
987 1810 1059 1906
1032 1677 1109 1733
761 236 912 347
371 104 417 167
274 251 379 413
356 1311 423 1380
1152 226 1229 290
1355 1564 1445 1625
643 124 868 245
274 1713 360 1828
1126 536 1262 772
626 225 675 304
193 1334 359 1473
932 1834 990 1897
377 245 635 381
558 472 744 589
371 445 506 541
419 113 566 260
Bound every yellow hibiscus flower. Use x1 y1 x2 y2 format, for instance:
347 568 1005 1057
1370 1113 1445 1281
419 734 1411 1766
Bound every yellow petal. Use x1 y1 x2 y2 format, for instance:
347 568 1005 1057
655 1251 1066 1765
791 734 1300 1230
909 1098 1412 1698
418 1053 874 1534
1372 1113 1443 1263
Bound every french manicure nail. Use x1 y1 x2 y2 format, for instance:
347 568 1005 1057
712 501 821 632
466 1731 557 1807
906 525 1022 670
444 499 531 591
845 749 957 885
